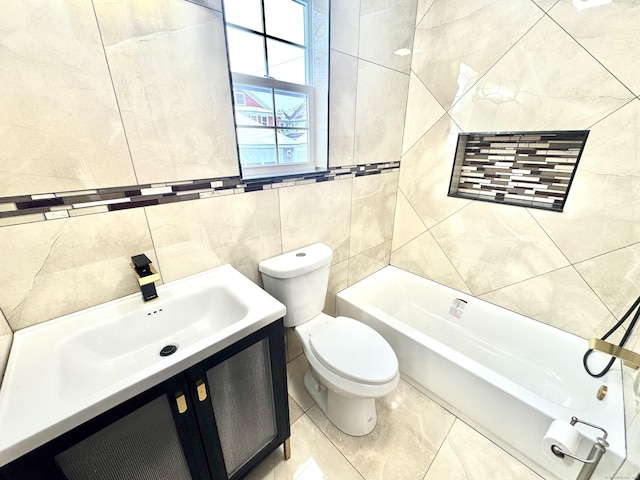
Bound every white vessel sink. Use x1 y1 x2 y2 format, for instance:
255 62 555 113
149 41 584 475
0 264 285 467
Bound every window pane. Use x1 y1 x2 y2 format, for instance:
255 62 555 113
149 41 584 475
264 0 305 45
275 90 307 128
277 129 308 164
233 84 274 126
222 0 263 33
237 128 277 166
267 39 306 84
227 27 266 77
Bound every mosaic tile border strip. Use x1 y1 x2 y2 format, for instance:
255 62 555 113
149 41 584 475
0 161 400 227
448 130 589 212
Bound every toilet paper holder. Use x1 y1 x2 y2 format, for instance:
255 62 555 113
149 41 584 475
550 416 609 480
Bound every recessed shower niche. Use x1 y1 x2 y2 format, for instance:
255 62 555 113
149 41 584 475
448 131 589 212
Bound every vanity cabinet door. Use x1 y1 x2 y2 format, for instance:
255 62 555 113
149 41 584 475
55 375 211 480
188 319 290 480
0 375 211 480
0 320 288 480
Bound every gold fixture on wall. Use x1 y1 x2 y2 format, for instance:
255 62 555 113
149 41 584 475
588 338 640 370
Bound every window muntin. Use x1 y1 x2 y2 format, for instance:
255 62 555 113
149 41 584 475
222 0 328 179
233 78 311 168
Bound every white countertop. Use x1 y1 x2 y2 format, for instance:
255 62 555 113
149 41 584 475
0 265 285 467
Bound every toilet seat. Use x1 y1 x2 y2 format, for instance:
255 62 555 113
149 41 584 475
308 316 398 385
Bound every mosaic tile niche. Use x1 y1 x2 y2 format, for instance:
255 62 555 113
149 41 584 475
448 131 589 212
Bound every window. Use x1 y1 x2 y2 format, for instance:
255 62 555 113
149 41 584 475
222 0 329 179
235 92 246 105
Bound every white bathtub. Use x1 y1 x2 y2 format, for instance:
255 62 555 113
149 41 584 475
336 266 626 480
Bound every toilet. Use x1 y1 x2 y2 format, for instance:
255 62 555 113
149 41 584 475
259 243 399 436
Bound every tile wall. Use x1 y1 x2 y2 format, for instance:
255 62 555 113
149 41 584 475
0 0 413 331
392 1 640 475
393 0 640 355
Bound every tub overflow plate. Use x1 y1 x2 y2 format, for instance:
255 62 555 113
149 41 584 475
596 385 608 400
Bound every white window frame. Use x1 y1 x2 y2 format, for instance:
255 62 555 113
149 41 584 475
222 0 328 180
232 73 315 178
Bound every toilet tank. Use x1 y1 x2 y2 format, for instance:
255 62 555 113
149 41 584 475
259 243 333 327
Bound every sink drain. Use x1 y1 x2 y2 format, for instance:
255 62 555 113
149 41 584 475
160 345 178 357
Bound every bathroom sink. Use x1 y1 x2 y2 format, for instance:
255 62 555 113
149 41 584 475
55 282 249 399
0 264 285 467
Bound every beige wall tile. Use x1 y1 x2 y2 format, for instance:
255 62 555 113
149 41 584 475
279 179 352 264
398 114 468 229
549 0 640 95
574 244 640 320
479 266 616 340
348 241 391 286
353 60 409 165
532 0 558 11
401 72 446 155
0 209 154 330
95 0 239 184
325 259 349 317
358 0 417 74
415 0 435 26
412 0 543 110
449 16 634 132
329 51 358 166
329 0 360 57
0 0 135 197
391 189 427 252
530 99 640 263
146 190 282 285
350 172 398 256
390 231 470 293
430 202 569 295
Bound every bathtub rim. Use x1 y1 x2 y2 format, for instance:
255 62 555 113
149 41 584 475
336 265 627 479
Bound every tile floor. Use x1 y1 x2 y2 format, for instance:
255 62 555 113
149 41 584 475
246 353 544 480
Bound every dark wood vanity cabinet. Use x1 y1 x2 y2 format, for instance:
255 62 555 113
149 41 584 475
0 319 289 480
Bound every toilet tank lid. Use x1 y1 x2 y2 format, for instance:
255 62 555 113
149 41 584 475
259 243 333 279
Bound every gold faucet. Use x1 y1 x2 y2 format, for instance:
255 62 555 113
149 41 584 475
588 338 640 370
131 254 161 302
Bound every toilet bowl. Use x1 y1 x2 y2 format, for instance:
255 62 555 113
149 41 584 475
259 243 399 436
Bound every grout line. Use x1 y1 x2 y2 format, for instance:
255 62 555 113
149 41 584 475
443 11 548 115
525 207 572 267
302 406 367 479
427 229 474 295
389 187 428 253
544 11 638 99
586 97 639 130
142 207 164 286
420 418 456 480
89 0 140 186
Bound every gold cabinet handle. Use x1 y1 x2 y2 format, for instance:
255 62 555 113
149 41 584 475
176 392 188 414
196 380 208 402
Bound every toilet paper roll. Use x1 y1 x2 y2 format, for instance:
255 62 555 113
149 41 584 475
542 419 581 466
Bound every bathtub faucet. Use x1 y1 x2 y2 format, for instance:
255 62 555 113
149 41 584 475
131 254 160 302
550 417 609 480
